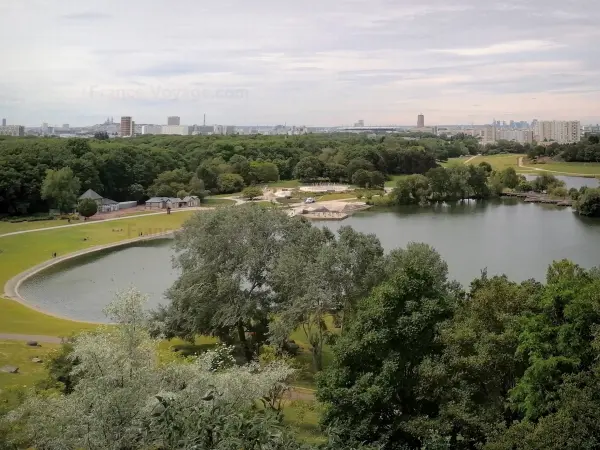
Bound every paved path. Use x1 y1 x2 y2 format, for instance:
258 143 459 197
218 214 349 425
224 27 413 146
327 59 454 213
0 334 63 344
463 155 478 164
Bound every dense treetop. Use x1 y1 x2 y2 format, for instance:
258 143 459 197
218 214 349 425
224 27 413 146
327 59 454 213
1 132 598 215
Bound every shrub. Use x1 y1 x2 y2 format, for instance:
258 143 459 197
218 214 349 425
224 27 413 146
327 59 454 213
241 186 263 200
77 198 98 218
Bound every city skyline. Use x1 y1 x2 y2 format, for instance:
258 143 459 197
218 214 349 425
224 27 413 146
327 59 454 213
1 0 599 126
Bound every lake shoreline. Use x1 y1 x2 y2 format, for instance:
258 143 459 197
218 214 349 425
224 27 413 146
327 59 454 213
4 231 176 325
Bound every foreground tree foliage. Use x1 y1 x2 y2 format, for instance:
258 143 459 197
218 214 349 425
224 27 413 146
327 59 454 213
153 206 304 361
5 289 309 450
317 243 459 448
318 256 600 449
153 206 384 370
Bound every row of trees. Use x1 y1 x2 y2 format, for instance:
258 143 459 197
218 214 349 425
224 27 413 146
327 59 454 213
0 133 451 215
526 135 600 162
3 205 600 448
390 164 525 205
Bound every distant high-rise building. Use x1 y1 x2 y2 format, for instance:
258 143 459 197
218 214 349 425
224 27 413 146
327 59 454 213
533 120 581 144
167 116 181 126
354 119 365 127
497 129 533 144
120 116 133 137
0 125 25 137
417 114 425 128
1 118 6 127
42 122 49 134
62 124 69 129
480 125 497 145
141 125 163 135
161 125 191 135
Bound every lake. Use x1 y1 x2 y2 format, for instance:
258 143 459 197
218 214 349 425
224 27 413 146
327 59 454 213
19 199 600 323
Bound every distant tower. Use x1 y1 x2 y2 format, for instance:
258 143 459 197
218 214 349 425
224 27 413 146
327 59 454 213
120 116 133 137
203 113 206 127
1 118 5 127
167 116 181 126
417 114 425 128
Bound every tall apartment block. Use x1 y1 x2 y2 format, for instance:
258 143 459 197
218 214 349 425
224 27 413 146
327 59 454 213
120 116 134 137
417 114 425 128
0 125 25 137
533 121 581 144
167 116 181 126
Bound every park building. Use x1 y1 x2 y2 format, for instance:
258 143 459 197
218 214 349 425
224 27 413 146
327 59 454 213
78 189 119 213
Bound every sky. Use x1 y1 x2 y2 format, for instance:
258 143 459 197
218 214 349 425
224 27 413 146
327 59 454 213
1 0 599 127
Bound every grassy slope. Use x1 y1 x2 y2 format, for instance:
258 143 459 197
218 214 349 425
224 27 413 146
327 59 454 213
0 212 197 335
385 174 410 187
202 198 236 206
523 161 600 176
462 154 528 172
0 219 77 236
453 154 600 177
0 340 60 388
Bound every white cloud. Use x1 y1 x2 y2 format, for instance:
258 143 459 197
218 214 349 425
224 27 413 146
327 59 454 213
0 0 599 126
434 40 563 56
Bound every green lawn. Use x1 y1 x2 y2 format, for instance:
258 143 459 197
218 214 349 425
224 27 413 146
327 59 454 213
385 175 410 187
283 399 325 444
0 218 79 236
202 198 236 206
0 340 60 388
0 212 197 335
464 154 528 172
523 161 600 176
441 157 471 168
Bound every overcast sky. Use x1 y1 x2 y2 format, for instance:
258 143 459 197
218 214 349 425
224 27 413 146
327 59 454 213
1 0 599 127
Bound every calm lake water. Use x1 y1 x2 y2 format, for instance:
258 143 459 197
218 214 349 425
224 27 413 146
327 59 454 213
20 192 600 323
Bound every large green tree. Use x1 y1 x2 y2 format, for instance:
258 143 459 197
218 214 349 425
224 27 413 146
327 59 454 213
317 243 458 449
294 156 324 182
153 205 307 361
575 187 600 217
41 167 81 213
